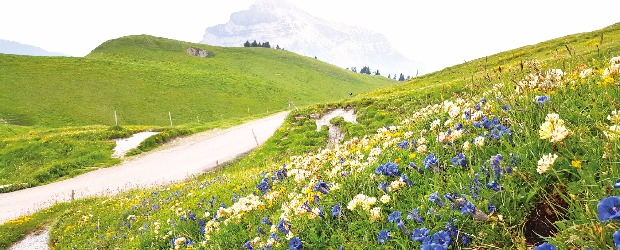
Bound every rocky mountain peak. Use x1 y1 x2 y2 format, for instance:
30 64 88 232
201 1 421 75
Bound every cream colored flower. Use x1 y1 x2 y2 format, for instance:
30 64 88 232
369 207 381 221
416 144 427 154
430 119 441 130
604 125 620 140
404 131 414 139
472 111 484 122
539 113 569 143
474 136 485 147
380 194 391 204
462 141 471 151
608 110 620 124
537 153 558 174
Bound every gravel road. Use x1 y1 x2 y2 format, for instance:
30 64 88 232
0 111 289 224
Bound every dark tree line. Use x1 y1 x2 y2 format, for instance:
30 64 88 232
350 66 410 81
243 40 284 50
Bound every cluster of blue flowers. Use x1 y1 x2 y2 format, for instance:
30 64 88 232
375 161 401 176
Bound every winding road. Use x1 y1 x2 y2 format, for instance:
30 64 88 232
0 111 289 224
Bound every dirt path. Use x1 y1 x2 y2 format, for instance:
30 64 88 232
0 111 289 224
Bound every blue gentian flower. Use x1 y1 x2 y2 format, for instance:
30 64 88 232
423 154 439 169
480 98 487 104
288 237 303 250
411 227 430 242
445 221 457 238
444 193 456 202
243 240 253 249
461 202 476 215
378 229 391 244
431 230 452 248
397 141 410 150
257 227 266 235
378 181 387 193
198 220 206 235
313 181 330 194
314 194 320 204
535 95 550 105
400 174 414 186
463 110 471 120
256 178 270 195
269 233 279 242
534 242 556 250
598 196 620 221
275 164 287 181
209 196 215 207
388 211 402 223
502 104 511 111
407 208 424 223
488 202 496 213
302 201 311 212
614 179 620 189
409 162 423 173
384 162 400 176
277 218 291 233
461 235 471 247
317 206 325 218
474 104 481 110
375 162 400 176
332 204 341 217
451 153 467 167
613 230 620 249
396 219 408 234
486 179 502 191
262 217 272 225
429 192 444 207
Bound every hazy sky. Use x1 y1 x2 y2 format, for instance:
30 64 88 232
1 0 618 71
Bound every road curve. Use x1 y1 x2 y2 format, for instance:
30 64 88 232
0 111 290 224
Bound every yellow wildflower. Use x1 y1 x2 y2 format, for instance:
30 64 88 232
571 160 582 169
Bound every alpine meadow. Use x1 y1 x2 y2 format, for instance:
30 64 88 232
1 17 620 250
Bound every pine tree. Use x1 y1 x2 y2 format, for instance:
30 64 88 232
374 70 380 76
243 40 251 47
398 73 405 81
387 74 391 79
251 40 258 47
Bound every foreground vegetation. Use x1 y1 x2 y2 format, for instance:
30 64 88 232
2 23 620 249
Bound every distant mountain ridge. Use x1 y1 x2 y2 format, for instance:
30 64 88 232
201 0 422 76
0 39 67 56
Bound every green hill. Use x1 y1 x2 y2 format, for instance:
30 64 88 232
0 35 393 192
0 35 393 127
2 24 620 249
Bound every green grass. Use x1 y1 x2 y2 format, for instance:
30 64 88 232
2 23 620 249
0 35 393 191
0 35 393 127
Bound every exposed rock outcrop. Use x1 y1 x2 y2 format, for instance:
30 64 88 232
186 47 209 57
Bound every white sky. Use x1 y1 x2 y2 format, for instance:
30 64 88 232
1 0 618 71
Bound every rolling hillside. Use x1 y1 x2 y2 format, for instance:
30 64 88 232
0 35 393 127
2 23 620 249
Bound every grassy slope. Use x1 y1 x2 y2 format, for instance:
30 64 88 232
0 35 393 127
2 23 620 249
0 35 393 191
